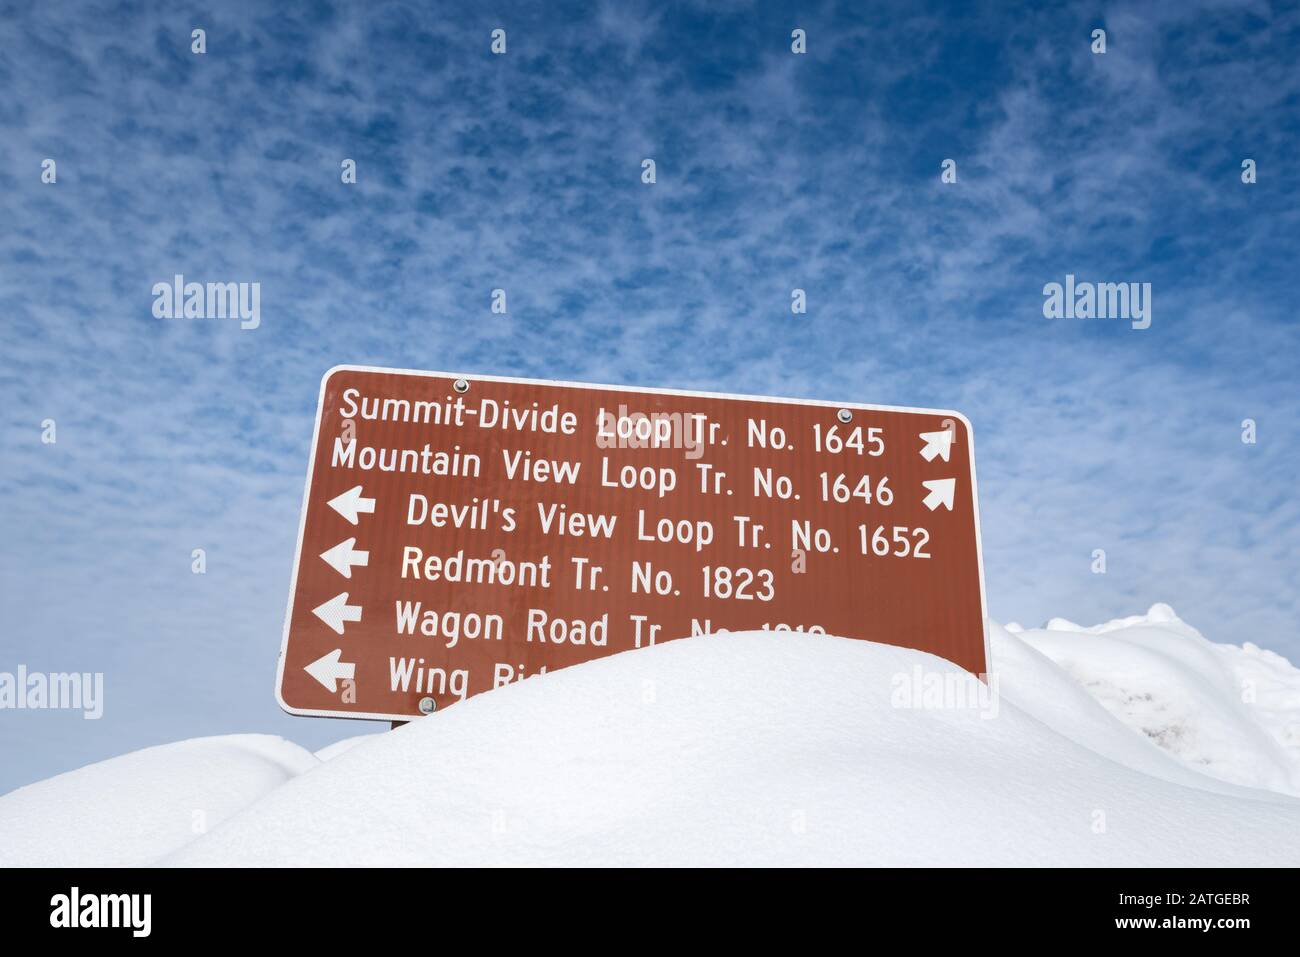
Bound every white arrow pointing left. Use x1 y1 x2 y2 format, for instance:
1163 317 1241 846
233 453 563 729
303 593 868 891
320 538 370 578
921 478 956 511
327 485 375 525
304 648 355 693
919 429 955 462
313 592 363 634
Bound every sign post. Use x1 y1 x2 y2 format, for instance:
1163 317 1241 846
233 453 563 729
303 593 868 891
276 366 989 721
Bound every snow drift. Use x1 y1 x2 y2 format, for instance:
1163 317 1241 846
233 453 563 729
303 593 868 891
0 735 318 866
1006 604 1300 796
2 605 1298 866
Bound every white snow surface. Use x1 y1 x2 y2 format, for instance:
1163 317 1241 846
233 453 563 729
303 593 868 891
1008 604 1300 796
4 605 1299 866
0 734 318 866
314 733 385 761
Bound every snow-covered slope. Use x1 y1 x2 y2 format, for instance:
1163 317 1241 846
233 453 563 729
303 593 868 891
3 607 1298 867
991 624 1275 800
167 628 1297 867
314 733 385 762
0 735 318 866
1007 604 1300 796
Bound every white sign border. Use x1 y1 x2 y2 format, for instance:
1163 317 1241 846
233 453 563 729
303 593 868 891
275 364 992 722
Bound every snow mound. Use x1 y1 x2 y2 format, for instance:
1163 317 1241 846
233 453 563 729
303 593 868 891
1014 604 1300 796
988 622 1286 799
162 632 1300 867
315 733 385 761
5 609 1298 867
0 734 318 867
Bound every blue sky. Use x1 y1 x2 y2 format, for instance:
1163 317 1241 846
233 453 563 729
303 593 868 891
2 0 1298 791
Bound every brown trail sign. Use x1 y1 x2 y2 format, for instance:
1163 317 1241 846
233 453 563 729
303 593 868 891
276 366 989 720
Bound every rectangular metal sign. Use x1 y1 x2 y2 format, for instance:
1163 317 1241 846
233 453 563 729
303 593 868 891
276 365 989 720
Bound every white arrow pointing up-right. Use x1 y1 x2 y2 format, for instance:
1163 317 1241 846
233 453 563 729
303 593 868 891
313 592 363 635
320 538 370 578
304 648 356 693
919 429 955 462
921 478 956 511
327 485 375 525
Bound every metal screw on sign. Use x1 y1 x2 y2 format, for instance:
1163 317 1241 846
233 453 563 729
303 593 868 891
453 378 470 394
418 697 437 715
837 408 852 423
